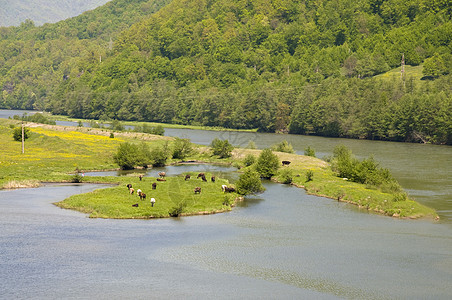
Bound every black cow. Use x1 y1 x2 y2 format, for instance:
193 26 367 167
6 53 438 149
194 187 202 194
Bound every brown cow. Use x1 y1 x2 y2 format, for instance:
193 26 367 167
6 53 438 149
197 173 205 179
194 187 202 194
185 174 191 181
158 172 166 178
211 176 216 182
129 188 134 195
201 175 207 182
139 193 146 201
224 187 235 193
157 178 166 182
152 182 157 189
282 160 291 166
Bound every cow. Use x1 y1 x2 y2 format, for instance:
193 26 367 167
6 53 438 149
185 174 191 181
150 198 156 207
126 183 132 190
157 178 166 182
201 175 207 182
211 176 216 182
194 187 202 194
221 185 228 192
224 187 235 193
152 182 157 189
139 193 146 201
139 174 143 181
132 203 139 207
129 188 134 195
158 172 166 178
197 173 205 179
137 189 142 196
282 160 291 166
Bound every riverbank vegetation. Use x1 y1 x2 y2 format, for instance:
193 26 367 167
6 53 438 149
0 118 438 220
1 0 450 144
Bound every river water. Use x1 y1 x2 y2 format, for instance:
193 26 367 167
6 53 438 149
1 109 452 299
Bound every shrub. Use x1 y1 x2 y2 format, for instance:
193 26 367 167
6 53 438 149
110 119 124 131
172 137 193 159
306 170 314 182
236 169 265 195
12 127 30 141
151 143 169 167
304 146 316 157
109 133 114 138
246 140 256 149
210 138 234 158
279 168 293 184
272 140 294 153
243 154 256 167
169 201 187 217
255 148 280 179
114 142 141 169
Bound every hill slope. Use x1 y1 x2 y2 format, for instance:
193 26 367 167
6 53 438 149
0 0 451 144
0 0 112 27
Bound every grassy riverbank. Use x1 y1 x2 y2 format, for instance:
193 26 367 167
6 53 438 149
0 118 438 220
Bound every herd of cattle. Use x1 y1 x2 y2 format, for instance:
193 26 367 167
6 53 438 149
126 172 236 207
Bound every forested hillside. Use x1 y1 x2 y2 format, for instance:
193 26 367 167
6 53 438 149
0 0 111 27
1 0 451 144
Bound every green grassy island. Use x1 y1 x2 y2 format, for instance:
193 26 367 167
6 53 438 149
0 118 438 220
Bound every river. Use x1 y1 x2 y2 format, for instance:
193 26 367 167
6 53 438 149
1 110 452 298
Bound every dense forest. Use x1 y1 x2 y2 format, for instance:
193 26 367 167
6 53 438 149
0 0 111 27
1 0 451 144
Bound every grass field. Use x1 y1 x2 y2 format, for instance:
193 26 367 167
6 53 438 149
375 64 424 81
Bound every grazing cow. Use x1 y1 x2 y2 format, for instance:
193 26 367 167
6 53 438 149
150 198 156 207
157 178 166 182
221 185 228 192
129 188 134 195
139 174 143 181
152 182 157 189
224 187 235 193
211 176 216 182
194 187 202 194
282 160 291 166
197 173 205 179
126 183 132 190
132 203 139 207
185 174 191 181
201 175 207 182
139 193 146 201
137 189 142 196
158 172 166 178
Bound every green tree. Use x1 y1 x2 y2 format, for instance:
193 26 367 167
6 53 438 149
255 148 280 179
13 126 30 141
172 137 193 159
113 142 141 170
271 140 294 153
236 169 265 195
210 138 234 158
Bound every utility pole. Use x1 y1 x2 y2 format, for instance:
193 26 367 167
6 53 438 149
21 121 25 154
401 53 406 88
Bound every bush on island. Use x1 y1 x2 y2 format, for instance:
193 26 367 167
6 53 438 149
255 148 280 179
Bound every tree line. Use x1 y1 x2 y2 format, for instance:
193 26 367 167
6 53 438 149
0 0 451 144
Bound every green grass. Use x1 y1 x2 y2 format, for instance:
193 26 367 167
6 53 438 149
55 174 237 219
375 64 424 81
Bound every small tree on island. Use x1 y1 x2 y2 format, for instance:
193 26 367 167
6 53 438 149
236 169 265 195
13 126 30 141
210 138 234 158
255 148 280 179
172 137 193 159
